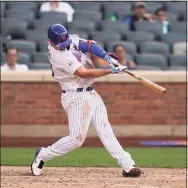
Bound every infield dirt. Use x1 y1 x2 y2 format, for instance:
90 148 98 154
1 166 186 188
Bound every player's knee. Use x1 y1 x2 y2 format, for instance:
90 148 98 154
69 134 86 148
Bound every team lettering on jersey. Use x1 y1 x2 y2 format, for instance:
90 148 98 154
47 35 95 90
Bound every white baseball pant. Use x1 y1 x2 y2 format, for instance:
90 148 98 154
38 89 135 172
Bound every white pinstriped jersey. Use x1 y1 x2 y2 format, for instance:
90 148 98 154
48 35 95 90
38 37 136 173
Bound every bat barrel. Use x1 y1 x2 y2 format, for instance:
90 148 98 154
125 70 167 94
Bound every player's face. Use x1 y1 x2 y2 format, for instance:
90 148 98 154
115 46 126 60
6 49 18 66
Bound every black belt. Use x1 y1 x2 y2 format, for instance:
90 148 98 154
62 86 94 93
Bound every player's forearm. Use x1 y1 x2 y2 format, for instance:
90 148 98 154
77 68 112 78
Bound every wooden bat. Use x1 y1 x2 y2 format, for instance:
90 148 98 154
90 55 167 94
125 70 167 94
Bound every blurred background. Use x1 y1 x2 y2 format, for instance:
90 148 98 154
0 0 187 70
0 0 187 169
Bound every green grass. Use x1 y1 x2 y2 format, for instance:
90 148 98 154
1 147 186 168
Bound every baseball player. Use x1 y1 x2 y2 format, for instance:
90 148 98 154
31 24 141 178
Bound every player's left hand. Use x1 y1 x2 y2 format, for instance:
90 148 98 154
111 64 128 74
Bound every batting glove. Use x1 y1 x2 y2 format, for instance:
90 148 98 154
111 65 128 74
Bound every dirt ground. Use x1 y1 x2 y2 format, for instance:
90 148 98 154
1 166 186 188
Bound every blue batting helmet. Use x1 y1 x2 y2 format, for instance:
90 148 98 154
48 24 72 49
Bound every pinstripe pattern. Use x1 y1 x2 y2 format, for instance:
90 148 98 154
48 35 95 90
38 35 135 172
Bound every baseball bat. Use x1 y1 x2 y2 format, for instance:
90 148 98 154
125 70 167 94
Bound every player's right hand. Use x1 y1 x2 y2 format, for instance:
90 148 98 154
111 65 127 74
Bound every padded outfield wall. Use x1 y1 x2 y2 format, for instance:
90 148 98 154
1 71 186 147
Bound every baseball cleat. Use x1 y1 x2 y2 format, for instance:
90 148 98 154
31 147 45 176
122 166 141 178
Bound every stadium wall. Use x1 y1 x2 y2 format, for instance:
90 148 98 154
1 71 186 146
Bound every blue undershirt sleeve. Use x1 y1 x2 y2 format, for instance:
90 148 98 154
78 39 107 59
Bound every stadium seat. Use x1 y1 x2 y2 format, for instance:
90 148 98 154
159 32 186 45
32 18 67 29
125 54 133 61
172 42 186 55
106 41 137 56
167 12 178 22
2 52 31 64
69 30 88 39
132 65 161 70
169 22 186 34
182 12 187 21
103 2 132 11
135 21 162 35
1 19 27 39
116 10 134 21
169 55 186 67
126 31 154 44
91 31 121 43
6 40 36 54
5 10 35 24
145 2 163 14
6 6 36 13
165 2 186 15
38 41 49 52
26 29 48 43
18 52 31 64
100 21 129 35
0 36 9 48
32 52 49 63
1 18 28 28
7 6 37 17
104 6 132 20
72 2 101 11
30 62 51 70
139 42 169 56
39 12 67 22
73 11 102 22
68 20 96 33
1 2 5 17
103 2 132 18
6 2 37 11
135 54 167 70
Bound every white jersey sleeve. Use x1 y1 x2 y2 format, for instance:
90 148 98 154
50 50 82 75
70 34 80 49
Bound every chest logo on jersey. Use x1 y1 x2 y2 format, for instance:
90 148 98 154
72 52 82 62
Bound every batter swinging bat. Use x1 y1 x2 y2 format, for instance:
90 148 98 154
124 70 167 94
